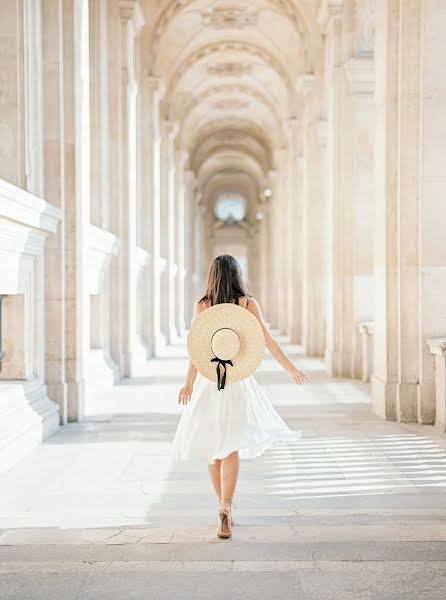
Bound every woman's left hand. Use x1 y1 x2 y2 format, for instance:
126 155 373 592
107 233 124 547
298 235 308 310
178 381 194 404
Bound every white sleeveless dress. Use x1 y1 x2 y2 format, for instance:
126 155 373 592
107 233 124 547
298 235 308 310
170 297 302 464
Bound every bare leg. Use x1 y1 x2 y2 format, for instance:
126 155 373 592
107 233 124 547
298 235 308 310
220 451 240 502
208 459 222 500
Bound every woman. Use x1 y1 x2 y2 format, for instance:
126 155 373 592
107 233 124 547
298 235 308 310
171 254 309 538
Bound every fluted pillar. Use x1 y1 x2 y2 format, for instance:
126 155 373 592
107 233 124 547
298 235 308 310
372 0 446 424
142 77 165 355
111 1 144 376
184 170 198 327
175 150 188 338
160 120 179 344
41 0 91 421
322 5 355 377
286 116 303 344
299 73 326 356
267 168 280 328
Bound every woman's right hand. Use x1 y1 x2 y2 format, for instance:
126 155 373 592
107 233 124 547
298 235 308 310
178 381 194 404
290 367 310 385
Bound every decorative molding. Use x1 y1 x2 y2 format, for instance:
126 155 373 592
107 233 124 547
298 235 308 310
88 224 118 256
427 337 446 357
87 225 118 296
166 41 290 99
119 0 145 33
0 179 61 234
211 98 250 111
317 0 343 31
146 76 166 98
152 0 308 58
135 246 150 272
201 6 258 29
181 83 280 127
344 56 374 97
295 73 316 96
207 61 254 76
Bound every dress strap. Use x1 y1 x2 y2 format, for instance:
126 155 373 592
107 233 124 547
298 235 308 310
244 296 249 309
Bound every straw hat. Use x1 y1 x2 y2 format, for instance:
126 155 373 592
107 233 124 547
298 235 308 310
187 302 265 390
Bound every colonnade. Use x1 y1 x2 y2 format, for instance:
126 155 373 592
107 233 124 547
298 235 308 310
0 0 446 473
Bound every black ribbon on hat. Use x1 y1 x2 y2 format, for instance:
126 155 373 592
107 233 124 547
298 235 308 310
211 357 233 391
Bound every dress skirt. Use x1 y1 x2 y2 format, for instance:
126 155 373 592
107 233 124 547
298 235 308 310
170 372 302 464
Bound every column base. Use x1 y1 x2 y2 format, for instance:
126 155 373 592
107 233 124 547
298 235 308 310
325 348 356 378
168 325 181 345
371 374 397 421
66 379 85 422
84 349 120 415
153 333 168 356
0 379 59 474
397 382 419 423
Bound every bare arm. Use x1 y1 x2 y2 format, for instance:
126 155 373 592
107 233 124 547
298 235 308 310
178 300 204 404
247 297 309 385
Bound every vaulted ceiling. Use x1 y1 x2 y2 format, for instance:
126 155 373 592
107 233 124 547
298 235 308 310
144 0 321 215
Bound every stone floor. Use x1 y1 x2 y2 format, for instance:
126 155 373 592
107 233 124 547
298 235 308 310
1 338 446 599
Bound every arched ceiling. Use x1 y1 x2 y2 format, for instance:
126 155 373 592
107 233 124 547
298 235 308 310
145 0 320 216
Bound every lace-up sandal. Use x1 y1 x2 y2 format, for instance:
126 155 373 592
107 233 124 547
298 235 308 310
217 500 233 538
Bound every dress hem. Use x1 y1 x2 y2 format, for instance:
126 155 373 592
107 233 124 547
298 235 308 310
171 430 302 465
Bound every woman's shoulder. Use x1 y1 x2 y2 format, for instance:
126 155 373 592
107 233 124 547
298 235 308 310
194 298 208 315
240 295 260 310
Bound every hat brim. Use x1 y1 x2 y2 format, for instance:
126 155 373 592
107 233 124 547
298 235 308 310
187 303 265 385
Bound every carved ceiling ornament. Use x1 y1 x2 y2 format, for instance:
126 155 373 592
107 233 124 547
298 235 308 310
166 40 290 100
151 0 311 65
192 116 272 149
207 61 254 76
177 83 282 134
201 5 259 29
198 155 265 188
192 143 269 176
211 98 250 111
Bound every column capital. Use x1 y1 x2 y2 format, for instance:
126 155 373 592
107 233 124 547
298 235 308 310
295 73 316 97
147 76 166 99
427 337 446 357
175 149 189 169
162 120 179 140
185 169 198 191
317 0 343 31
344 56 374 98
119 1 145 33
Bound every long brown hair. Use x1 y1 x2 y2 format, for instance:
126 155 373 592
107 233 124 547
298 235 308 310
199 255 250 306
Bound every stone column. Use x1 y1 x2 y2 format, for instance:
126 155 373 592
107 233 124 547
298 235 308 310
114 0 144 376
174 150 188 338
160 120 179 344
322 3 362 378
344 56 375 378
286 116 303 344
142 77 165 356
277 148 289 335
267 168 280 328
0 0 44 190
427 339 446 432
372 0 428 422
417 1 446 424
193 193 206 301
184 169 197 326
89 0 110 230
42 0 91 422
299 74 326 357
